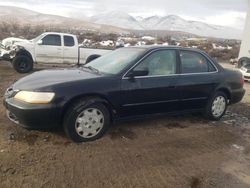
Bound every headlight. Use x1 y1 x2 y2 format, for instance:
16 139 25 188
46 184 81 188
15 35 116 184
14 91 55 104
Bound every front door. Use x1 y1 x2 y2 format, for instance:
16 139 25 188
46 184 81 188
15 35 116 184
35 34 63 64
120 49 181 117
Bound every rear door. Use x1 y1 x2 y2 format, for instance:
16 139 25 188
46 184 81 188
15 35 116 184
178 50 219 110
35 34 63 64
63 35 78 64
120 49 181 117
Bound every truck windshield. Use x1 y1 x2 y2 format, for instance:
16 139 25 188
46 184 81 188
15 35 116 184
30 33 46 42
85 48 145 75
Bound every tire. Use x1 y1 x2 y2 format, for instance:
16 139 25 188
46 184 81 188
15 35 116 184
85 54 101 64
63 98 110 142
238 57 250 68
204 91 228 121
12 55 33 73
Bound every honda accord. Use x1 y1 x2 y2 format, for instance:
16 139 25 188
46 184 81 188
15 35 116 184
3 46 245 142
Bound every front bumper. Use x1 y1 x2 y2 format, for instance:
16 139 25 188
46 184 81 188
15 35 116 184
3 98 62 129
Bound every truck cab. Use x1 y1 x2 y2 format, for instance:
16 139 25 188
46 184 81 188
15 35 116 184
8 32 79 73
33 32 78 64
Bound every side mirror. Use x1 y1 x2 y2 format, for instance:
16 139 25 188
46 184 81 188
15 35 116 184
37 40 43 45
127 68 149 79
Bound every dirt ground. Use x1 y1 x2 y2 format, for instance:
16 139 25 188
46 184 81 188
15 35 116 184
1 62 250 188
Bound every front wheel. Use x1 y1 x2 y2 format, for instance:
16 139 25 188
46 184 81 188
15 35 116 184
204 92 228 121
12 55 33 73
63 100 110 142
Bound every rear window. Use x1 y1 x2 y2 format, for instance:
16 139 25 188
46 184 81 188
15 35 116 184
64 36 75 47
180 51 216 73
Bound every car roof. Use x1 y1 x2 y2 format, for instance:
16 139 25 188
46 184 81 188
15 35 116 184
127 45 204 53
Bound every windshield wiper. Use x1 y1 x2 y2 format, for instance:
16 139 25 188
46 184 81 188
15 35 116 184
82 65 100 73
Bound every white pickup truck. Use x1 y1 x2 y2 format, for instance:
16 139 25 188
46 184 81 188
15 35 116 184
0 32 111 73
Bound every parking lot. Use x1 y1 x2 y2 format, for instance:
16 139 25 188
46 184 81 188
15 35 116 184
1 62 250 188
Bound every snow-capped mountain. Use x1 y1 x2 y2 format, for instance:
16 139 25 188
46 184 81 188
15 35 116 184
139 15 241 39
0 6 125 33
0 6 242 39
90 11 144 30
90 12 242 39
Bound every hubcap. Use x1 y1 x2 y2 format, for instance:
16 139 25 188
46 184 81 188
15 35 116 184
212 96 226 117
75 108 104 138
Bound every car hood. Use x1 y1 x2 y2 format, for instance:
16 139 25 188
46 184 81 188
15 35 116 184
13 68 103 91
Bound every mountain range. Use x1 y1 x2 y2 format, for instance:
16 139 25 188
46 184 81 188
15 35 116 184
89 11 242 39
0 6 243 39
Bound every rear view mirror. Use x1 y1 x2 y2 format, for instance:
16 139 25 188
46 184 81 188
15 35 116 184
127 68 149 79
37 40 43 45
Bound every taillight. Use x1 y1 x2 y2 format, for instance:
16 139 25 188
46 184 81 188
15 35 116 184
240 75 244 86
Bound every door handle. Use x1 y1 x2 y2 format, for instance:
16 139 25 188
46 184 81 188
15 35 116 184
57 48 62 50
168 86 177 89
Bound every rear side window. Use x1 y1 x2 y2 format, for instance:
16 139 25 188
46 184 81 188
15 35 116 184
64 36 75 47
180 51 216 73
41 34 61 46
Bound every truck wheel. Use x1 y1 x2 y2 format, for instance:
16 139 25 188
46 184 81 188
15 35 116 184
63 99 110 142
12 55 33 73
238 57 250 68
204 91 228 121
85 54 101 64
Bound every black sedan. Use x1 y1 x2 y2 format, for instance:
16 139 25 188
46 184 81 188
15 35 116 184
3 46 245 142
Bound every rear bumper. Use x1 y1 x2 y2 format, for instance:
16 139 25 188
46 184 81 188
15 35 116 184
230 88 245 104
3 98 62 129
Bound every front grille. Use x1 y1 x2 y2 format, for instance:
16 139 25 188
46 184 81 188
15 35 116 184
247 70 250 73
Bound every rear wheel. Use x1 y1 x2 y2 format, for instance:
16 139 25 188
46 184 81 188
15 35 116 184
204 92 228 121
63 99 110 142
12 55 33 73
85 54 101 64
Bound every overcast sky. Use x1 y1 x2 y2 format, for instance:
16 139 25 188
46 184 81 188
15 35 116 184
0 0 248 29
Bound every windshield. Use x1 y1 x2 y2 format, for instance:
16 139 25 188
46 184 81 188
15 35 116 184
31 33 46 42
85 48 145 74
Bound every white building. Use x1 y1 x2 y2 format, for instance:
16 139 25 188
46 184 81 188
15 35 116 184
239 0 250 65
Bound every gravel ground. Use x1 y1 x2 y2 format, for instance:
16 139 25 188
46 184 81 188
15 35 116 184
0 62 250 188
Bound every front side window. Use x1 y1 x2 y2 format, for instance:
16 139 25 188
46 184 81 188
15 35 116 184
134 50 176 76
180 51 216 73
64 36 75 47
41 34 61 46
